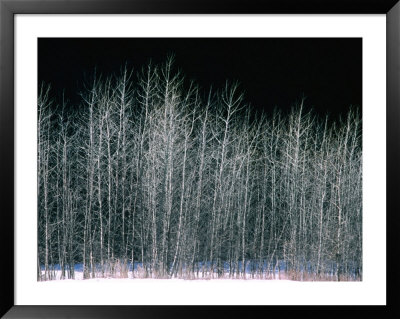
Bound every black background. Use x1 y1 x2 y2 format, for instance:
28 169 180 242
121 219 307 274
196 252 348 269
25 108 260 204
38 38 362 120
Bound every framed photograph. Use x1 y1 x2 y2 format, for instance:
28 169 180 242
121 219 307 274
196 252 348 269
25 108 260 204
1 0 398 318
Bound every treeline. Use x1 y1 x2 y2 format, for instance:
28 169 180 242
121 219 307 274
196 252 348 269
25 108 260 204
38 58 362 281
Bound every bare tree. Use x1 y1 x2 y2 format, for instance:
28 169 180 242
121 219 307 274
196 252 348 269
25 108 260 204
38 59 362 281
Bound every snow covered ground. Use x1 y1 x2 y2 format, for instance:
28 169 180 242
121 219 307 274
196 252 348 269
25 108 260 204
39 269 293 281
39 261 352 281
34 271 366 305
32 263 365 305
36 272 305 305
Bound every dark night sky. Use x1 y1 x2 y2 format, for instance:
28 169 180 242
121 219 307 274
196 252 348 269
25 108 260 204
38 38 361 119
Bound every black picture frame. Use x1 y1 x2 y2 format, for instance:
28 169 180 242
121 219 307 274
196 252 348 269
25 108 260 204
0 1 398 318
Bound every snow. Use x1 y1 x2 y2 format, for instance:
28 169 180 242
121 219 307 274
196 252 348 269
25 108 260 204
33 268 356 306
33 260 364 305
38 266 293 281
38 260 355 282
36 272 299 305
33 272 367 305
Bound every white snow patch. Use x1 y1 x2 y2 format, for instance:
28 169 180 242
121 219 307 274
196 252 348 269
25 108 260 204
37 273 300 305
34 269 361 306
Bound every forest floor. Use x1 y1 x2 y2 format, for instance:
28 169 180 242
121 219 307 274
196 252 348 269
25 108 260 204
39 271 296 281
38 262 360 281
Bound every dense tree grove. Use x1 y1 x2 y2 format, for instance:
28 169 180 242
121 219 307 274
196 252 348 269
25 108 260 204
38 58 362 281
